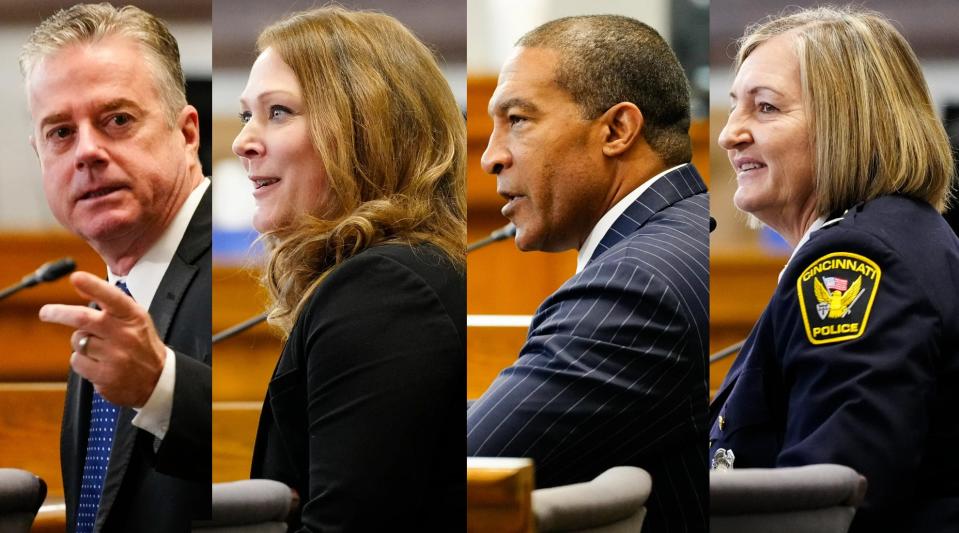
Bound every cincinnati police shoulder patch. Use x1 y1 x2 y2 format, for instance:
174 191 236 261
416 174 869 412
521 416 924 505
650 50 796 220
796 252 881 345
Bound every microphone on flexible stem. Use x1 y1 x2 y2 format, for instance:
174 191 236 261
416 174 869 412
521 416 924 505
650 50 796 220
212 312 269 344
0 257 77 301
467 223 516 253
709 339 745 364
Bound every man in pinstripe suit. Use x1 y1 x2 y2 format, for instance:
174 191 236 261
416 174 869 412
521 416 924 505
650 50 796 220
467 15 708 532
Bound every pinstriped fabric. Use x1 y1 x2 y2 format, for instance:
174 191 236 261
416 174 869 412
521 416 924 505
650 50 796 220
468 165 709 533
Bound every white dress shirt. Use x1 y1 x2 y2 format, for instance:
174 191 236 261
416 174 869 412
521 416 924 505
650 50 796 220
107 178 210 440
576 164 687 273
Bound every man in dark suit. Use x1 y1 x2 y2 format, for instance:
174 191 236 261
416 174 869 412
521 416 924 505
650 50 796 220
21 4 210 532
467 15 709 532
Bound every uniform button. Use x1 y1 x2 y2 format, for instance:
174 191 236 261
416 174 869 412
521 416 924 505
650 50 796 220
718 415 726 431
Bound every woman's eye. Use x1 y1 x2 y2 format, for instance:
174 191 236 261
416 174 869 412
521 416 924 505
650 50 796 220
270 106 293 120
758 102 778 113
239 111 252 124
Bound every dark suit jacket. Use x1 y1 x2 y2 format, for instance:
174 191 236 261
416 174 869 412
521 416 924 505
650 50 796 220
250 243 465 532
61 188 212 533
468 164 710 533
709 195 959 532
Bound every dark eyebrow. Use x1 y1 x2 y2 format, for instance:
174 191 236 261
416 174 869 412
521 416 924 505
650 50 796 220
102 98 141 110
38 112 71 130
100 98 145 116
38 98 144 129
489 97 540 117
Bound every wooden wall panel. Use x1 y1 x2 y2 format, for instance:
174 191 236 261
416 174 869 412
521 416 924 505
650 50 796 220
212 265 281 402
0 233 105 381
211 266 275 483
0 383 65 499
467 327 527 400
709 250 785 396
212 401 260 483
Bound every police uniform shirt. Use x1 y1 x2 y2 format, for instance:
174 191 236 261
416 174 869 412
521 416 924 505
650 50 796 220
708 195 959 532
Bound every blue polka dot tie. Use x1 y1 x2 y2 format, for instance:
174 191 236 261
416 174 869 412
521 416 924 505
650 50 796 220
76 280 131 532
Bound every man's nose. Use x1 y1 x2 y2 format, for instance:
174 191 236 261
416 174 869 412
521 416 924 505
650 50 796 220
480 128 511 175
74 123 108 171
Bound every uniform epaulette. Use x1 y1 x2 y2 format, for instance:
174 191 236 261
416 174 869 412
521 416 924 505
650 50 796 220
821 201 868 230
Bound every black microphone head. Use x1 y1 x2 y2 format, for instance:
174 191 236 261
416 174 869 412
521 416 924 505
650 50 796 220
36 257 76 282
709 217 717 233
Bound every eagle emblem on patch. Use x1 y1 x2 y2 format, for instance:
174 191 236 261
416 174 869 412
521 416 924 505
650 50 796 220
797 252 881 344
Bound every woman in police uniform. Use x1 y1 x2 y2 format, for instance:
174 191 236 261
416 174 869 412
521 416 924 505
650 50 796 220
710 6 959 532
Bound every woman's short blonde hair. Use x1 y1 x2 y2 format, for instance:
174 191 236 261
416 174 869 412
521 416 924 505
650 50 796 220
257 6 466 335
736 6 954 215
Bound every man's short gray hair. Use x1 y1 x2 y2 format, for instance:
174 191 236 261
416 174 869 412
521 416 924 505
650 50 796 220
20 2 187 125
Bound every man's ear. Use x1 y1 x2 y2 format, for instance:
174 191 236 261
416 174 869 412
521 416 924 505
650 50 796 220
600 102 643 157
176 104 200 156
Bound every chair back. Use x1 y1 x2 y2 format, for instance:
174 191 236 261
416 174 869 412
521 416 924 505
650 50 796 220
193 479 297 533
0 468 47 533
533 466 652 533
710 464 867 533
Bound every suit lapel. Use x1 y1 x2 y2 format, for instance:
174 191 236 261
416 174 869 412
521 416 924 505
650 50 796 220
61 372 89 532
589 164 707 262
150 187 211 340
92 187 211 530
150 258 199 340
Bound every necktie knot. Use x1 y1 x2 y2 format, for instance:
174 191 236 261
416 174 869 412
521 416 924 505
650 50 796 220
115 280 133 299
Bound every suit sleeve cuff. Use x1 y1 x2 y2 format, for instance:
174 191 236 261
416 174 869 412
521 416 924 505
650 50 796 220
131 346 176 440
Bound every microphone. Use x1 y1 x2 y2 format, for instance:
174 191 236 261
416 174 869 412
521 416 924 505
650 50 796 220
467 223 516 253
709 339 745 364
709 217 717 233
212 312 268 344
0 257 77 301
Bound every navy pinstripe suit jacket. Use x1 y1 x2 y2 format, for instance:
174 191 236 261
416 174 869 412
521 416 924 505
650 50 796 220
468 164 709 533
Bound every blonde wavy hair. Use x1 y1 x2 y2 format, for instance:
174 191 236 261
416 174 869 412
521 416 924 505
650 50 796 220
735 6 955 217
256 6 466 335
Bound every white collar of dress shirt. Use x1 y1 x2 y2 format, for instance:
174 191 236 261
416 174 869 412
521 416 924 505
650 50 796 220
576 163 686 273
108 178 210 309
777 214 828 283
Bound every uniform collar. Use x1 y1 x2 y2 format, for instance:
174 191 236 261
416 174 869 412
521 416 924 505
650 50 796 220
778 215 835 282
